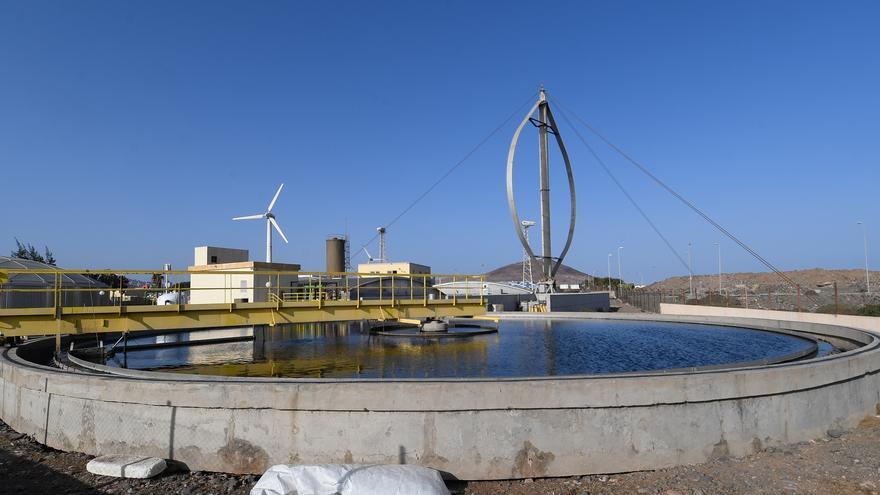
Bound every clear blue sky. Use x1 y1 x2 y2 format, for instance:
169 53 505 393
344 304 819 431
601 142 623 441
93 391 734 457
2 1 878 282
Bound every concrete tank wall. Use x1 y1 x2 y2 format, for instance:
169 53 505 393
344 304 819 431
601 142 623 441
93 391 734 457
660 303 880 333
2 313 880 480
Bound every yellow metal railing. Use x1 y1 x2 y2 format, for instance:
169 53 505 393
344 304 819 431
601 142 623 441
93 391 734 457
0 268 486 311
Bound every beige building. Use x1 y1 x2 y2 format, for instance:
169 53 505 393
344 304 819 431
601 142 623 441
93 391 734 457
356 262 431 275
189 246 301 304
194 246 249 266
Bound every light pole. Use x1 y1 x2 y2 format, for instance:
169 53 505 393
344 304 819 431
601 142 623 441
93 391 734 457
607 253 613 294
858 221 870 295
714 242 722 295
617 246 624 293
687 242 694 299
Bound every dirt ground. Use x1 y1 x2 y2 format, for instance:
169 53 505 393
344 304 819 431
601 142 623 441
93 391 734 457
3 418 880 495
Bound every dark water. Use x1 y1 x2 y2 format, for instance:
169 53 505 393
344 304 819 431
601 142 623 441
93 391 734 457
101 319 824 379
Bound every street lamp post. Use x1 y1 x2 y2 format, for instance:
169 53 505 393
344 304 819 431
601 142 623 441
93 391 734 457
617 246 624 293
607 253 613 294
715 242 722 295
858 221 870 295
688 242 694 299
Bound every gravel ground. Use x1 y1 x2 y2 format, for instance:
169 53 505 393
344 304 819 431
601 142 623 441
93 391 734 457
3 417 880 494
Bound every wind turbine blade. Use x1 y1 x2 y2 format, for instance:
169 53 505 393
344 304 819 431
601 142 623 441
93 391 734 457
269 217 289 243
232 214 265 221
267 183 284 212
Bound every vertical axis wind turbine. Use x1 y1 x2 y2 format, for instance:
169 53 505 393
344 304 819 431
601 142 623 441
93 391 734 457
232 184 289 263
506 86 576 293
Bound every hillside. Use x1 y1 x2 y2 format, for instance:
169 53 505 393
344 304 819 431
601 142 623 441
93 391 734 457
648 268 879 293
483 262 593 285
647 268 880 311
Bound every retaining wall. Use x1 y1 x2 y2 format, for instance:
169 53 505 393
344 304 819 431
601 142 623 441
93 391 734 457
2 313 880 480
660 303 880 333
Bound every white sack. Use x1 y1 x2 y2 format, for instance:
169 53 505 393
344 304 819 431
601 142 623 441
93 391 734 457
250 463 450 495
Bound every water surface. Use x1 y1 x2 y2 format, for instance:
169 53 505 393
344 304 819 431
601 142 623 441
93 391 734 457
102 319 820 378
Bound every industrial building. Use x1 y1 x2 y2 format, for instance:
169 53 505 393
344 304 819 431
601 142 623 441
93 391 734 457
346 261 434 300
188 246 301 304
0 256 109 308
356 261 431 275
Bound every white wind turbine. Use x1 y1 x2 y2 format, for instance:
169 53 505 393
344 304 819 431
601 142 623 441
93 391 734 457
232 184 289 263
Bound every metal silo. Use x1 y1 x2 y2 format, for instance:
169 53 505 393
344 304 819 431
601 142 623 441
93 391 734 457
326 237 346 273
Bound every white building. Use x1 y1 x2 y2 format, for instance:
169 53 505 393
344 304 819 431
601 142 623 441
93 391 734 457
434 281 532 297
188 246 301 304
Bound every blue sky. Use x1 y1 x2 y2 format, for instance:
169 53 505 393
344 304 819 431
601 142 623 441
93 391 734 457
1 1 878 282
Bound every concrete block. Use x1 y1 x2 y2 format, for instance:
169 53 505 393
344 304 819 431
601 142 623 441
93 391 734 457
540 292 610 312
86 455 166 478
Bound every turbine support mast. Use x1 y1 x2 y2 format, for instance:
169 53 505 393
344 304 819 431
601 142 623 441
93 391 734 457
538 87 552 283
266 216 273 263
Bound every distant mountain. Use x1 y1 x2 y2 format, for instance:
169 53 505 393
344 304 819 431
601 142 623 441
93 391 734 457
483 262 593 284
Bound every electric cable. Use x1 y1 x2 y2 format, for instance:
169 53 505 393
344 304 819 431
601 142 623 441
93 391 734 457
554 105 692 275
352 91 539 261
553 97 819 304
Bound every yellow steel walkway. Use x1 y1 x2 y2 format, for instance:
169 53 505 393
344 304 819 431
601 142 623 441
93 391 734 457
0 269 487 346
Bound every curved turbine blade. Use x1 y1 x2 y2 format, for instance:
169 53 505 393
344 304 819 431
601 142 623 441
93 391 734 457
267 183 284 212
269 217 289 243
233 214 265 221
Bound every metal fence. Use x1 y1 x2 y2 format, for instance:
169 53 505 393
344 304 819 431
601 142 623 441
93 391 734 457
618 283 878 315
617 287 662 313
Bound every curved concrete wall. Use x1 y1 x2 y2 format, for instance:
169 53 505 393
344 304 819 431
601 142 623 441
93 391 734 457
2 313 880 480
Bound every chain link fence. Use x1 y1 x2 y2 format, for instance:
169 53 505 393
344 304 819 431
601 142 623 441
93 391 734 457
618 283 880 315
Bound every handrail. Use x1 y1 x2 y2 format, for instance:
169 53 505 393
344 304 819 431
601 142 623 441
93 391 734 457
0 268 486 309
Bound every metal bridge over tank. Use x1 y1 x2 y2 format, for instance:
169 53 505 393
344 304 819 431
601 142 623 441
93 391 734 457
0 268 486 346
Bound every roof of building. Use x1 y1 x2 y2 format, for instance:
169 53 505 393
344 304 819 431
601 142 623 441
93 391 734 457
0 256 107 287
187 261 302 271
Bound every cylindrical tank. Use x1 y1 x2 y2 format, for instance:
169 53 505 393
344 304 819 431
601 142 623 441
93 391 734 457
326 237 346 272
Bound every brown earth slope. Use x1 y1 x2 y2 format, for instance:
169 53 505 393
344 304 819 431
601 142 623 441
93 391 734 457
646 268 880 312
483 262 593 285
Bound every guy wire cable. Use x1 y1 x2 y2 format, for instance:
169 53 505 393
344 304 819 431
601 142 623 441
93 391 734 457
554 104 692 276
552 96 818 303
352 90 539 261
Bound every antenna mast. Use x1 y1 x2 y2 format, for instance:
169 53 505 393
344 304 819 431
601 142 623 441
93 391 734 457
521 220 536 285
377 227 387 263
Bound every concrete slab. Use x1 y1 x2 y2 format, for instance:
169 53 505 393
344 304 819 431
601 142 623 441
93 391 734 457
86 455 166 478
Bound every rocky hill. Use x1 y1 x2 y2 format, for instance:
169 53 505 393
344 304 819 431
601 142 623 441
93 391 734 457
648 268 879 293
647 268 879 311
483 262 593 285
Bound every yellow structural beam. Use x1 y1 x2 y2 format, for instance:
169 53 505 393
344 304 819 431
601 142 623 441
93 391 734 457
0 268 487 338
0 299 486 337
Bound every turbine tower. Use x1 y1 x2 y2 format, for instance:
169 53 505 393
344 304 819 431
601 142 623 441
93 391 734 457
232 183 289 263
